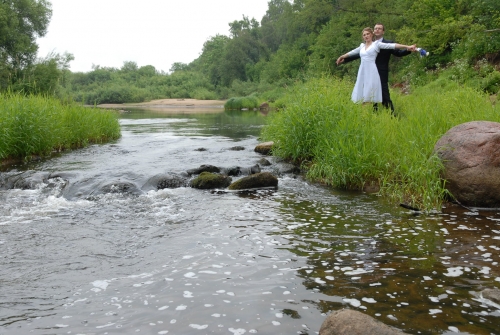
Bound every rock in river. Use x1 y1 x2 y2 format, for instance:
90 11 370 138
189 172 232 189
434 121 500 207
227 172 278 190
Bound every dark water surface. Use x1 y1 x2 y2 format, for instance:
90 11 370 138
1 108 499 335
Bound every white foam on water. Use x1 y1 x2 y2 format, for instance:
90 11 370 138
344 268 370 276
176 305 187 311
189 324 208 330
429 309 442 315
158 331 169 334
229 328 246 335
479 267 491 274
158 306 169 311
444 267 463 277
362 297 377 303
343 298 361 307
96 323 115 329
92 280 110 291
55 324 68 328
129 273 153 279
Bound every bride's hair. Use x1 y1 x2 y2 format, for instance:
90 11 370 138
362 27 375 41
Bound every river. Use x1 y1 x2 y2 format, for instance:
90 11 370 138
1 107 499 335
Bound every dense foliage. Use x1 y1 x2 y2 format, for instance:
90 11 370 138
2 0 497 103
0 93 121 161
0 0 58 93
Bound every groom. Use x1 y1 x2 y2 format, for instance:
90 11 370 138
338 23 412 113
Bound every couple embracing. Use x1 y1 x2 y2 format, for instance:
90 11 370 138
337 24 417 113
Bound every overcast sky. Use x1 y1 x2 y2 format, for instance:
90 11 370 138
36 0 270 73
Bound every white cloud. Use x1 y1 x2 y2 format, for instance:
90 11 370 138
37 0 270 72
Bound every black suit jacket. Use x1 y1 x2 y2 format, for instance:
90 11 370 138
343 38 411 73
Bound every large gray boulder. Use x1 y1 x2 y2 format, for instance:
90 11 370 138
319 309 409 335
434 121 500 207
227 172 278 190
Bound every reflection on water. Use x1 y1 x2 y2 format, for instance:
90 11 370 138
0 108 498 335
120 108 269 140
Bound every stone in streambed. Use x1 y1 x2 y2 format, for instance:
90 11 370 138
319 309 409 335
189 172 232 189
227 172 278 190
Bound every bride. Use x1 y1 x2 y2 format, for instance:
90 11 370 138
336 27 416 104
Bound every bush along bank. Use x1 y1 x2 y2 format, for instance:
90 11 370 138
260 77 499 211
0 93 121 164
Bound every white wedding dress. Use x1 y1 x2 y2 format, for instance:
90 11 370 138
347 40 396 103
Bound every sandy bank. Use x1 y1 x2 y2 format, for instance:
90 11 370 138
97 98 226 110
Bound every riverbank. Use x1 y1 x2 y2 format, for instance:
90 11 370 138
261 77 499 211
0 94 121 167
96 98 226 113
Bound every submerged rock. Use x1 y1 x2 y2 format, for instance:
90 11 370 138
189 172 232 189
481 288 500 305
186 164 220 176
222 164 260 177
98 181 142 196
257 157 272 166
228 146 245 151
319 309 409 335
434 121 500 207
142 173 188 191
228 172 278 190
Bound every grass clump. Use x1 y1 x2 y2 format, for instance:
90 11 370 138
224 95 260 110
261 77 499 211
0 93 121 162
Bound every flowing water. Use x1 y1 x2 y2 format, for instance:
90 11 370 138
1 107 499 335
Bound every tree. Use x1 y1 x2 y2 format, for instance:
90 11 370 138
0 0 52 90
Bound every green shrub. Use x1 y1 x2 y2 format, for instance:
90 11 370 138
224 95 259 110
481 71 500 94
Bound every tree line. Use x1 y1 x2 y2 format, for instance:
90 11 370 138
1 0 499 104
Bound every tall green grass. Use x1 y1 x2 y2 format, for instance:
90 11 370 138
0 93 121 161
224 95 260 110
261 77 499 211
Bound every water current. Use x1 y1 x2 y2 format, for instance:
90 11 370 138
1 107 499 335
